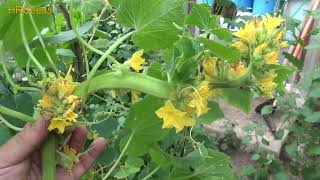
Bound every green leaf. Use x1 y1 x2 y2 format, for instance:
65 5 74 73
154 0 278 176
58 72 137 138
198 37 240 62
0 0 51 51
123 96 168 156
305 112 320 122
185 3 218 30
26 0 51 6
0 124 13 145
147 62 163 80
240 165 256 175
261 105 273 115
90 117 119 139
198 101 224 124
283 52 303 70
275 129 284 140
273 65 295 94
96 145 118 166
211 28 233 42
56 49 76 57
251 154 260 161
170 148 234 180
262 138 270 146
222 88 252 114
113 157 144 179
112 0 185 50
149 144 174 166
42 21 95 45
307 144 320 156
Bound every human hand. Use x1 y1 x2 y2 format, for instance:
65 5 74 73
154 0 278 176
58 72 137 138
0 119 106 180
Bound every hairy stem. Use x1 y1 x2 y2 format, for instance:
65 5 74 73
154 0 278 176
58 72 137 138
102 132 135 180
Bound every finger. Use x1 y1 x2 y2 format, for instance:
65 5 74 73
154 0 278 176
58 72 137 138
68 125 88 152
0 119 48 167
73 137 107 178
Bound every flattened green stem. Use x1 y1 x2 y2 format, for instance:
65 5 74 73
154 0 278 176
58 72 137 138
142 166 161 180
88 31 135 79
29 14 60 75
0 115 23 131
42 134 57 180
20 11 47 80
102 132 135 180
0 41 41 92
75 71 174 101
0 105 35 123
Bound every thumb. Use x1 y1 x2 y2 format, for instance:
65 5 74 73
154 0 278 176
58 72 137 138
0 118 48 167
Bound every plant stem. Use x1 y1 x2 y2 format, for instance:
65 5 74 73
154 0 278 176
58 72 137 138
42 134 57 180
29 14 60 75
88 31 135 79
142 166 161 180
0 41 41 92
59 4 85 82
73 26 119 65
0 105 35 123
88 4 109 44
75 71 174 101
0 115 23 131
20 10 47 80
102 132 135 180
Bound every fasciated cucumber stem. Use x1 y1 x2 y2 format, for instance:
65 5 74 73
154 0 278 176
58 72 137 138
42 134 57 180
75 71 175 101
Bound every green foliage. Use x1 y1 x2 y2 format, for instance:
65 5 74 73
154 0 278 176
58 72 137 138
185 3 218 31
222 88 252 114
198 101 224 124
111 0 185 50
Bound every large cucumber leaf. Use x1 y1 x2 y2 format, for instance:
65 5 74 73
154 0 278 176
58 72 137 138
110 0 185 50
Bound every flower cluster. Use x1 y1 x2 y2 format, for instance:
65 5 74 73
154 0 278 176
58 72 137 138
155 81 215 133
233 14 288 97
38 72 81 134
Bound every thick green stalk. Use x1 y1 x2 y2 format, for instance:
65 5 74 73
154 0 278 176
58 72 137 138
0 105 35 123
75 71 174 101
42 134 57 180
102 132 135 180
88 31 135 79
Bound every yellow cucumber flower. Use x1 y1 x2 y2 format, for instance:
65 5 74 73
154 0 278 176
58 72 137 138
228 62 247 80
188 81 213 116
48 118 73 134
67 95 80 105
63 108 78 122
155 101 195 133
234 22 256 43
57 79 76 99
202 56 218 79
279 41 289 48
126 49 145 72
258 70 278 97
262 14 284 30
62 144 79 163
232 41 248 54
265 51 279 64
38 95 53 109
275 31 285 43
254 43 268 55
